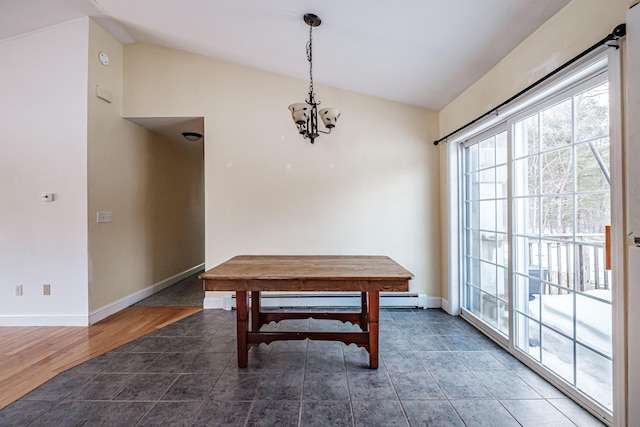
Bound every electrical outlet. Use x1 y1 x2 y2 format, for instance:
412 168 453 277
15 284 23 296
43 284 51 296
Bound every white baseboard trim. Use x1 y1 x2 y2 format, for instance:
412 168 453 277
440 298 461 315
426 296 442 309
441 298 451 314
88 264 204 324
204 293 226 310
203 292 431 311
0 314 89 327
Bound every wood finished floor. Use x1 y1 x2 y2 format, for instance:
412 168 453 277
0 306 202 410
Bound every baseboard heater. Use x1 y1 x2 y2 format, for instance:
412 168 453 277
222 292 427 311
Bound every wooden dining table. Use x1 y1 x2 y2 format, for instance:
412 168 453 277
199 255 414 369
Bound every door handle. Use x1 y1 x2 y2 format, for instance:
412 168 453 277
606 225 611 271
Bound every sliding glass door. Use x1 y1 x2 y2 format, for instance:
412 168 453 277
461 70 612 414
512 78 612 411
463 129 509 339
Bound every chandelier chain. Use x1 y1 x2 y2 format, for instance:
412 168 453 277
306 24 314 100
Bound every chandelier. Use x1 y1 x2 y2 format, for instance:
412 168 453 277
288 13 340 144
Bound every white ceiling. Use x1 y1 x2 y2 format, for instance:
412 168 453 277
0 0 571 110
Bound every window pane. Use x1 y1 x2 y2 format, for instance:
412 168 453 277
576 193 609 235
541 99 572 150
541 147 573 194
479 168 496 199
496 131 508 165
514 274 540 321
541 325 574 384
577 344 612 411
466 229 481 258
479 136 496 169
481 232 498 261
575 243 609 294
467 144 479 172
480 261 497 294
565 245 576 290
541 292 574 339
514 114 539 158
497 299 509 336
497 234 509 267
515 312 540 361
495 199 507 233
576 139 610 192
480 292 498 328
513 157 539 196
576 293 611 357
514 197 539 236
466 171 479 200
467 256 481 287
479 200 496 231
542 241 571 288
513 236 532 273
541 195 574 236
575 82 609 142
496 165 507 196
467 285 482 317
497 266 508 298
525 238 541 269
529 265 551 299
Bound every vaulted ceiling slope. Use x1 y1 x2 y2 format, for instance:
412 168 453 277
0 0 571 110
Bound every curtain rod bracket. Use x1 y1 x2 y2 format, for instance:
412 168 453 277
606 42 621 50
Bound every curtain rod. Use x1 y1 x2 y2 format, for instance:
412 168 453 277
433 23 626 146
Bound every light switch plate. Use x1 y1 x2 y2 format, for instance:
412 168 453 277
97 211 112 223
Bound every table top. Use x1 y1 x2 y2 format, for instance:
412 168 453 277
199 255 413 292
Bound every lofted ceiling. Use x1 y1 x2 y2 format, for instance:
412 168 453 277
1 0 572 111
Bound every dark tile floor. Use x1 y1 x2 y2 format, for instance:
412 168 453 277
133 272 205 307
0 308 605 426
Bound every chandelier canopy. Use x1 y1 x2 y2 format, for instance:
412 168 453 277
288 13 340 144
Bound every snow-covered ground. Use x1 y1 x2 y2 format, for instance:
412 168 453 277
523 289 612 410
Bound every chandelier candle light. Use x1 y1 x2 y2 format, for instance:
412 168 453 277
288 13 340 144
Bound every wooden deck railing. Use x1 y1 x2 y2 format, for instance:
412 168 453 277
527 236 609 294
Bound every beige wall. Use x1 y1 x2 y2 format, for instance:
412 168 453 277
88 22 204 311
123 43 440 298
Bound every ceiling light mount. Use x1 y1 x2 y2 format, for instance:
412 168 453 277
182 131 202 142
303 13 321 27
288 13 340 144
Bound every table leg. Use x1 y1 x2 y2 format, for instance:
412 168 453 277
251 291 260 331
368 291 380 369
236 291 249 368
360 291 368 329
